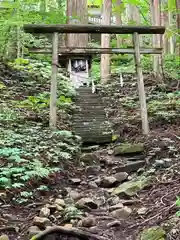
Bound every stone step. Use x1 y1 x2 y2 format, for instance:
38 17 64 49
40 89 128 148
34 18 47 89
76 98 101 103
74 110 106 115
76 134 112 144
73 118 106 123
73 128 112 133
73 127 111 132
76 93 100 97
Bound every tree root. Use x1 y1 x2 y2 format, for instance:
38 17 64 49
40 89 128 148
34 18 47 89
32 226 107 240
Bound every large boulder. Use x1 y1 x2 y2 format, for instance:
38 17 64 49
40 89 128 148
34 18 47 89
111 176 150 197
114 143 144 155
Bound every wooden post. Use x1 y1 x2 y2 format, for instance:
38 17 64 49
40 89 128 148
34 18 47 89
50 32 58 130
133 32 149 135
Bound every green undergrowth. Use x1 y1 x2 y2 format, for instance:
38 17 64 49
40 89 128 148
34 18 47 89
0 59 81 197
91 54 180 83
120 90 180 122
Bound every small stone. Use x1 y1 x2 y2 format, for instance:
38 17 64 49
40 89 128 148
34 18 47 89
70 178 81 184
113 172 128 182
114 161 145 173
56 205 64 211
33 216 51 228
107 196 120 205
28 226 41 238
39 207 50 218
76 198 98 209
68 190 80 200
0 192 7 200
155 160 165 167
111 206 132 219
109 203 124 211
137 207 147 215
45 204 57 213
0 235 9 240
80 153 99 164
85 165 101 175
88 181 98 188
63 224 73 229
54 198 65 207
100 176 118 188
80 217 96 228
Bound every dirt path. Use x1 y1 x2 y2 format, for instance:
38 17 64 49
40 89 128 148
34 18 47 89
1 128 180 239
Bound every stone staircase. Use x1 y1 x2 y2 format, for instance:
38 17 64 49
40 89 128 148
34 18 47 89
72 87 112 144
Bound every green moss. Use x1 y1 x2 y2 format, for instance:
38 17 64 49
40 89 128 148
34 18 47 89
139 226 166 240
114 143 144 155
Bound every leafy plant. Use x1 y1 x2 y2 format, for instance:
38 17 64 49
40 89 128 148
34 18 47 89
176 196 180 217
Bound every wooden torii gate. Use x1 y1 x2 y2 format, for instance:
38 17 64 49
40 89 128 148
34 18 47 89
23 24 165 135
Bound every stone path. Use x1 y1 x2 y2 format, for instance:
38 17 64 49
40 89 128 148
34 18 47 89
72 87 112 144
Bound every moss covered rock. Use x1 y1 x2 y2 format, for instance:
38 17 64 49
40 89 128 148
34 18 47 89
111 176 150 197
138 226 166 240
114 143 144 155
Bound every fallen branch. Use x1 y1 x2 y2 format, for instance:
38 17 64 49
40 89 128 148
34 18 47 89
31 226 107 240
128 203 176 229
0 225 18 232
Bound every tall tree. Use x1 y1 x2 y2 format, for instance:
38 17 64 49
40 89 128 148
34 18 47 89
101 0 112 83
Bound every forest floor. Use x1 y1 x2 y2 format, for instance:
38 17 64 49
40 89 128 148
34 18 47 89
0 62 180 240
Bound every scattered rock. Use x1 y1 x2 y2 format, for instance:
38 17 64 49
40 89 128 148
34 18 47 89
33 216 51 228
70 178 81 184
113 172 128 182
0 235 9 240
68 190 80 200
138 226 166 240
54 198 65 207
63 224 73 229
39 207 50 218
111 206 132 219
45 204 57 213
82 145 99 151
85 165 101 175
107 196 120 206
109 203 124 211
100 176 118 188
80 153 99 164
154 159 165 167
112 177 149 197
76 198 98 209
114 161 145 173
88 181 98 188
28 226 41 238
0 192 7 201
56 205 64 211
114 143 144 155
79 217 96 227
137 207 148 215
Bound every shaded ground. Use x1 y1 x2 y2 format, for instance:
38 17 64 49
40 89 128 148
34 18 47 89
0 62 180 240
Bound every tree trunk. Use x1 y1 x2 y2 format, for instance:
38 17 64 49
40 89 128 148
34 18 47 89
168 10 175 54
115 0 123 48
150 0 162 80
101 0 112 83
176 0 180 55
66 0 88 48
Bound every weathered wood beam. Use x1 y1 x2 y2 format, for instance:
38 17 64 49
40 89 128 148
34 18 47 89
28 47 163 55
133 32 149 134
50 32 58 130
23 24 165 34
